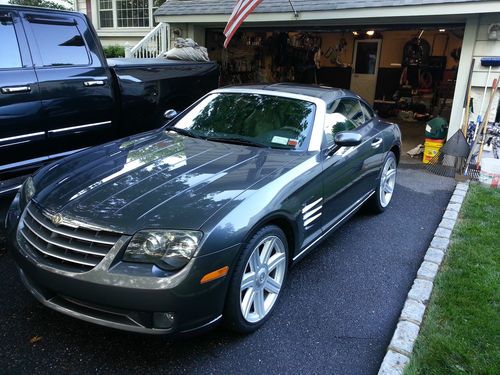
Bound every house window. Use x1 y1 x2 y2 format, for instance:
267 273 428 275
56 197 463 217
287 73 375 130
98 0 154 29
117 0 149 27
98 0 114 28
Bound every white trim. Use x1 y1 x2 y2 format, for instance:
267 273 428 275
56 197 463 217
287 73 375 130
303 205 322 220
92 0 155 33
448 15 479 139
96 29 152 37
47 121 111 135
112 0 117 29
303 212 322 226
302 197 323 214
0 131 44 144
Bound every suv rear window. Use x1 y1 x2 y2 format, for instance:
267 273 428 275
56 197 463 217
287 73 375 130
0 17 22 69
30 22 90 66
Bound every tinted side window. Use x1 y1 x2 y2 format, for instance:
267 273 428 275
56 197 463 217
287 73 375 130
0 17 22 69
333 99 365 127
360 101 374 121
324 113 357 145
29 22 89 66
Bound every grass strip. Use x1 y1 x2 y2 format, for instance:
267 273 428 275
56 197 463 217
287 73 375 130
406 184 499 375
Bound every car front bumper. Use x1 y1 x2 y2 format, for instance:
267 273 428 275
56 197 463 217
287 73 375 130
6 197 240 335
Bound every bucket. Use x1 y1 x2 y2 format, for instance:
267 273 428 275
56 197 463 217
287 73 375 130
423 138 444 164
479 158 500 188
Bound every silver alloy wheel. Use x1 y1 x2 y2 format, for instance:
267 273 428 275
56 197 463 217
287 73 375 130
240 235 287 323
379 156 397 208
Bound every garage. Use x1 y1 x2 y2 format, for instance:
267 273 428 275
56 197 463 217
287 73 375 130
204 25 465 158
155 0 500 165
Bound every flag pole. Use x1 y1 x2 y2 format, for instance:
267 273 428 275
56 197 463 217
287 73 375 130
288 0 299 18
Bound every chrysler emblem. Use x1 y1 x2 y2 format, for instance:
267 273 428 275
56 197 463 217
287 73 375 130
51 213 63 225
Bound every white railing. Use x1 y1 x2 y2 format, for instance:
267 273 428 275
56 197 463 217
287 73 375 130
126 22 169 59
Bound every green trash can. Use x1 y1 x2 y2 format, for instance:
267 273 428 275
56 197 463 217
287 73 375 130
425 117 448 140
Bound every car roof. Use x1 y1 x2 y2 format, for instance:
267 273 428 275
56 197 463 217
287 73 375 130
218 83 360 104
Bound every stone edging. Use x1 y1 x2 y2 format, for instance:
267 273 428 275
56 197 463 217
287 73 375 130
378 181 470 375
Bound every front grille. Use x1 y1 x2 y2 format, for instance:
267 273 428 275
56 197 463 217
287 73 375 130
19 203 121 272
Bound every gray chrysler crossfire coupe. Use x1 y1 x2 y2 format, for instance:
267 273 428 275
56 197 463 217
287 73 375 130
6 84 401 335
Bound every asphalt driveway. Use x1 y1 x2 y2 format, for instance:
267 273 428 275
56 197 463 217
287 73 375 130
0 165 455 374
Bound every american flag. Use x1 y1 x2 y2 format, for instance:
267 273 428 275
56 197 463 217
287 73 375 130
223 0 264 48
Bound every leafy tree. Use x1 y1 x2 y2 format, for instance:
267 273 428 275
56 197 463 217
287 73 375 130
8 0 73 10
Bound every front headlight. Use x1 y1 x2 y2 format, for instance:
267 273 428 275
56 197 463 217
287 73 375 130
20 176 36 206
123 230 203 270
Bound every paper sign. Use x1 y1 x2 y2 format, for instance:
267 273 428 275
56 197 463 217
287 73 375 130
271 136 289 145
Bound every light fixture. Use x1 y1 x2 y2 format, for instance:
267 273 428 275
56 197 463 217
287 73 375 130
439 28 446 33
488 24 500 40
352 31 359 36
366 30 375 36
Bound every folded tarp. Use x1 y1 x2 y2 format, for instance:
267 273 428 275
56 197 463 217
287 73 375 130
163 38 210 62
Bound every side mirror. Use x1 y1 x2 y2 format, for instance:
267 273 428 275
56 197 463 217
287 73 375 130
164 109 178 121
334 131 363 147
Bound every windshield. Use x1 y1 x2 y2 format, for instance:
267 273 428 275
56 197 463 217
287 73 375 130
171 93 316 151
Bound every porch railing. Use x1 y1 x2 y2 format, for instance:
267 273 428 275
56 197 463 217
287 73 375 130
126 22 169 58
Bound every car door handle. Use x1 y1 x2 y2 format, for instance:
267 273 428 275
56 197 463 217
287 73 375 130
371 138 383 148
83 80 105 87
1 85 31 94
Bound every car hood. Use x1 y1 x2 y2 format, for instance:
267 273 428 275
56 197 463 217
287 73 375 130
33 130 307 234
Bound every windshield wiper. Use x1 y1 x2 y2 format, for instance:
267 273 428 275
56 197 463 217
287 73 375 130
206 136 268 148
167 127 202 139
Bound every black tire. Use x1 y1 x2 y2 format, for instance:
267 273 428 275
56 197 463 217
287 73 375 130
368 151 397 213
224 225 289 333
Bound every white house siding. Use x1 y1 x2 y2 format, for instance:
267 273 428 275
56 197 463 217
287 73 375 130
469 14 500 124
76 0 86 14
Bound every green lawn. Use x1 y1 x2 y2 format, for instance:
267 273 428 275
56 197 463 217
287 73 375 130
406 184 500 375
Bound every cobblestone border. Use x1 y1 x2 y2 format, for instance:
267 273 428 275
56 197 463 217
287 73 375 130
378 181 470 375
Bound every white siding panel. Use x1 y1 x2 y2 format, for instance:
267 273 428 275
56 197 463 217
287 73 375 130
471 71 500 88
469 13 500 119
77 0 87 14
473 40 500 56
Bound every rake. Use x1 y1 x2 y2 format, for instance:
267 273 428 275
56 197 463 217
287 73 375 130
425 130 470 177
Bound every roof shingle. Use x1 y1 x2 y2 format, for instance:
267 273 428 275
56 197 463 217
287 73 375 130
155 0 484 16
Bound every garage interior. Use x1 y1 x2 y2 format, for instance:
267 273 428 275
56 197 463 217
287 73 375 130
205 25 465 162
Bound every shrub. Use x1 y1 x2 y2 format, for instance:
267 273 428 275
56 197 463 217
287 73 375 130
103 45 125 58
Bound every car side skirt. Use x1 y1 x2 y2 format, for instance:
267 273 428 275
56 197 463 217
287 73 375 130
293 190 375 263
